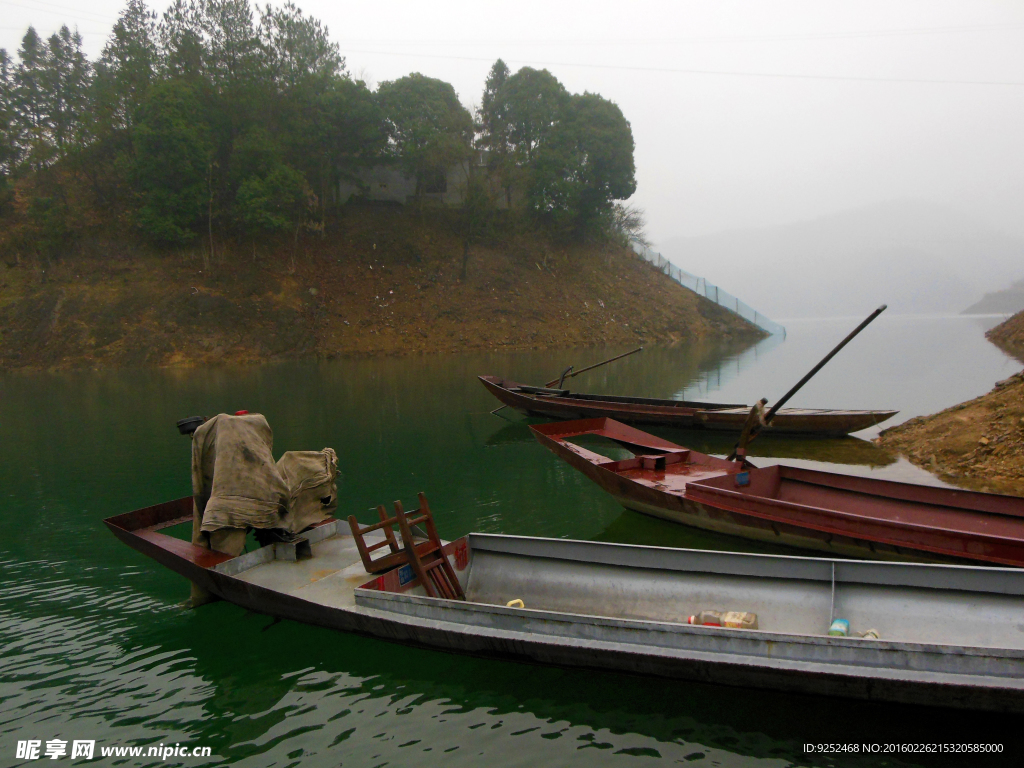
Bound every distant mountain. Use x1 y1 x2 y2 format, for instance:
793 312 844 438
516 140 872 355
962 279 1024 315
655 201 1024 319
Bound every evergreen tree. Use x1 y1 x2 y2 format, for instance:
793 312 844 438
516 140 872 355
132 79 213 243
234 162 309 236
496 67 567 165
14 27 50 170
94 0 159 133
479 58 509 145
0 49 19 176
0 2 638 250
259 2 344 92
42 26 91 157
159 0 209 81
478 64 568 207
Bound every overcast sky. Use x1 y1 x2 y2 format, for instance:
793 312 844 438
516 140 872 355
3 1 1023 245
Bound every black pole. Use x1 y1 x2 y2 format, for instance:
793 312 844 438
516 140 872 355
763 305 887 424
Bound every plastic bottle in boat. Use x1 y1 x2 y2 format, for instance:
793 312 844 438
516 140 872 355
687 610 758 630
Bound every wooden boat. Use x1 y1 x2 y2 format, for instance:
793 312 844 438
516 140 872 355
529 417 1024 567
479 375 897 435
105 496 1024 712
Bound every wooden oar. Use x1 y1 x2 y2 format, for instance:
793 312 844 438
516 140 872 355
544 347 644 388
727 305 887 462
490 347 643 416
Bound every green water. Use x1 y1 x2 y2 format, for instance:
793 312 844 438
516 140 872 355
2 317 1021 767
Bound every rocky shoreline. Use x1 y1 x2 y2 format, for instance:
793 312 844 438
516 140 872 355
878 369 1024 496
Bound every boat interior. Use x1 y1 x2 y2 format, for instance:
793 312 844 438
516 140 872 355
689 464 1024 540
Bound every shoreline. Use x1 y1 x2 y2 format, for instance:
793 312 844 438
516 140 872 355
878 368 1024 496
0 215 764 371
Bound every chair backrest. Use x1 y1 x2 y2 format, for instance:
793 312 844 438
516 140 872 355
393 493 465 600
347 504 404 573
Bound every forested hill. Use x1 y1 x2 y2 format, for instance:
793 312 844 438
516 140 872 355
0 0 638 257
0 2 766 368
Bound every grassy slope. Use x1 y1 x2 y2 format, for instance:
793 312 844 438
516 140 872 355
0 207 762 369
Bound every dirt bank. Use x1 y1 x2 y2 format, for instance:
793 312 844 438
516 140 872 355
877 370 1024 496
987 310 1024 363
0 208 763 369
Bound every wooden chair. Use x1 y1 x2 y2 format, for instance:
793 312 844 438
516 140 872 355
348 504 406 573
393 493 464 600
347 493 465 600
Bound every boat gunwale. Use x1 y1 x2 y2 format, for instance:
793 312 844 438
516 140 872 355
467 532 1024 595
686 480 1024 545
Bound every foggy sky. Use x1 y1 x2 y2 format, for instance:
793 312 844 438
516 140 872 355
3 1 1024 246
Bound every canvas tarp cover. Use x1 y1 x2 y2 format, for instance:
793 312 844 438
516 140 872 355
278 448 339 532
192 413 338 535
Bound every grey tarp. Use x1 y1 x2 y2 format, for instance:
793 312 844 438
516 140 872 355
191 413 338 555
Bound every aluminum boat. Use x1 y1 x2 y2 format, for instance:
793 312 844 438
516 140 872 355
105 497 1024 712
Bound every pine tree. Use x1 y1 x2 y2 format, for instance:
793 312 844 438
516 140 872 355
94 0 158 133
14 27 50 170
0 49 19 176
42 26 92 157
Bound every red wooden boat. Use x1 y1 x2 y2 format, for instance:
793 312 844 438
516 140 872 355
530 417 1024 567
480 375 896 435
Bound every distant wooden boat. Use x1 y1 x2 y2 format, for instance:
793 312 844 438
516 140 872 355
530 417 1024 567
106 497 1024 712
480 375 896 435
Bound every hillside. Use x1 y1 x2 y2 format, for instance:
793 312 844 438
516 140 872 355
0 208 763 370
987 310 1024 363
656 201 1024 318
963 280 1024 316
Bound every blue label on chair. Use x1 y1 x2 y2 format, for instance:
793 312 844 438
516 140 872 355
398 564 414 586
736 472 750 487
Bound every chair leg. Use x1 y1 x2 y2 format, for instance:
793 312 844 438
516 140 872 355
394 500 436 598
377 504 400 554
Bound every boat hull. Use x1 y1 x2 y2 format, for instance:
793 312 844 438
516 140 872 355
480 375 897 435
105 500 1024 712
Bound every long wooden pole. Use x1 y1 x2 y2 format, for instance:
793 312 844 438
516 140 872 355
764 305 886 424
728 305 887 460
544 347 643 388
